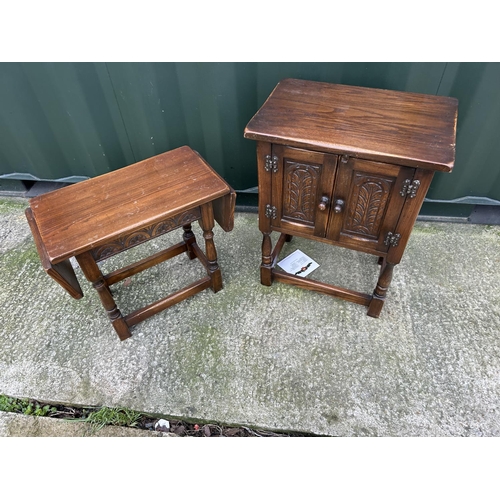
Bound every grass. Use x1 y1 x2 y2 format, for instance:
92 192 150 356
0 393 317 436
84 406 142 431
0 393 141 431
0 197 28 214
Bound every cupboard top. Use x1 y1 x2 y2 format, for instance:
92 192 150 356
244 79 458 172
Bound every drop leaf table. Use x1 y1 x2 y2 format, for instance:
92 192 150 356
26 146 236 340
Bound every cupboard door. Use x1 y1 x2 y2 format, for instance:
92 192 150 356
271 145 338 238
326 157 414 252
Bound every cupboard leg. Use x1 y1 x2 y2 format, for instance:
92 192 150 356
200 203 223 293
285 234 293 242
76 252 131 340
367 262 395 318
261 231 273 286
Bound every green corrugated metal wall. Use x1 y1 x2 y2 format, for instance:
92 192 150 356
1 62 499 211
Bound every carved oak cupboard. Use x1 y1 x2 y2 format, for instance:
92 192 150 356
244 79 458 317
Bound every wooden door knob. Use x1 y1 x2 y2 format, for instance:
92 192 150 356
334 199 345 213
318 196 329 211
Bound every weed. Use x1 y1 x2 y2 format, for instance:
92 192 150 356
85 406 142 431
0 394 57 417
0 394 316 436
1 394 142 431
0 395 19 412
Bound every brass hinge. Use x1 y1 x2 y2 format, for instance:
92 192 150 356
400 179 421 198
265 155 279 173
265 204 277 219
384 232 401 247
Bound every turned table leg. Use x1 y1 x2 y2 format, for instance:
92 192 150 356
76 251 131 340
260 231 273 286
183 223 196 260
367 261 395 318
200 203 223 293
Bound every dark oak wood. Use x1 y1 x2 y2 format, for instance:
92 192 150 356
25 207 83 300
29 145 231 265
200 202 223 293
213 189 237 232
273 270 372 307
270 145 339 239
326 157 413 253
260 231 273 286
125 277 212 327
76 251 131 341
104 242 188 286
191 242 210 270
388 169 435 265
90 208 201 262
26 146 235 340
367 263 395 318
245 79 458 317
245 78 458 172
182 224 197 260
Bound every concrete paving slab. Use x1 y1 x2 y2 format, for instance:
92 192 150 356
1 196 499 436
0 410 171 437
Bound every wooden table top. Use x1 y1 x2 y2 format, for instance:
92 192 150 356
29 146 231 263
244 78 458 172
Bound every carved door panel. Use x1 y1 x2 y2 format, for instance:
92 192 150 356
271 145 339 238
326 157 415 252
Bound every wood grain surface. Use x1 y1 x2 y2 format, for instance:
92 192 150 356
29 146 231 263
244 79 458 171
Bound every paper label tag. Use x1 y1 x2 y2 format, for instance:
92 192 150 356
277 249 319 277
